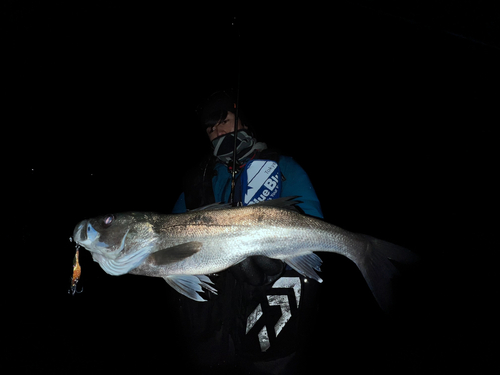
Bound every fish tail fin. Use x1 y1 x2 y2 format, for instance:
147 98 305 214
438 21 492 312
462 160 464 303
354 235 419 312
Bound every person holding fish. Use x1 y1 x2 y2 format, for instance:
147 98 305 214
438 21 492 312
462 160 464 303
171 90 324 374
71 90 417 373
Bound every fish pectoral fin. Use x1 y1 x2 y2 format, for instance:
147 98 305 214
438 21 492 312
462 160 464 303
163 275 217 302
283 252 323 283
149 242 202 265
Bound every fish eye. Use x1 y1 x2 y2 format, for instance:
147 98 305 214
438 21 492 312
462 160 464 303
103 215 114 228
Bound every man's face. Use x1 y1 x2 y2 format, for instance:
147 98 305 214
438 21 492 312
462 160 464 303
206 111 245 142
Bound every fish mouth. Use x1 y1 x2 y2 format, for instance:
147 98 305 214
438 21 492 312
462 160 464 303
72 219 148 275
72 219 131 259
72 219 112 252
73 220 88 244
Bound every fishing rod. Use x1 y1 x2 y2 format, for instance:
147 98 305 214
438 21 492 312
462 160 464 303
229 15 241 206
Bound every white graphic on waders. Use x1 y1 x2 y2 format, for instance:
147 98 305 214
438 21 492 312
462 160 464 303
245 277 302 352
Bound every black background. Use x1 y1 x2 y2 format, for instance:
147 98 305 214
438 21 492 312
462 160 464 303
8 2 498 374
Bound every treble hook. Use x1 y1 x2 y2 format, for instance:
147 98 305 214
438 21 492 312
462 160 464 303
69 284 84 295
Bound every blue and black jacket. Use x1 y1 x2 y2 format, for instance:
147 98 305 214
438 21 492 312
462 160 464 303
172 152 323 218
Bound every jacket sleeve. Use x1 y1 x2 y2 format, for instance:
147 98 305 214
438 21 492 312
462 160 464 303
171 192 187 214
279 156 323 219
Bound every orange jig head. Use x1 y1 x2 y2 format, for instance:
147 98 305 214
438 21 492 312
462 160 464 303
69 247 83 295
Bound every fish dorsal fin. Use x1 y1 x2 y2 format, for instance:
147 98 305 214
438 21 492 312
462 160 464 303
250 196 302 211
149 242 202 265
188 196 302 212
188 202 231 212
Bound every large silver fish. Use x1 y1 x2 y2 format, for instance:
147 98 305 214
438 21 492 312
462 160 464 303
72 198 418 311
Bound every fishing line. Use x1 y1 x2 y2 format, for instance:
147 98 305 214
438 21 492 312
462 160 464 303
229 15 242 205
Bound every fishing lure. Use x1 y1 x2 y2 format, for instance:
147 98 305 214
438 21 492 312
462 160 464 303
69 246 83 295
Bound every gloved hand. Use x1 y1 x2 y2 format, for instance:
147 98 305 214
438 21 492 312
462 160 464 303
229 256 284 286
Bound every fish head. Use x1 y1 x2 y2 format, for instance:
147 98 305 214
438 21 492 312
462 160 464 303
72 213 156 275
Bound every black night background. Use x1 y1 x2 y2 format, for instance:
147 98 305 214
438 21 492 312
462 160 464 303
8 2 498 374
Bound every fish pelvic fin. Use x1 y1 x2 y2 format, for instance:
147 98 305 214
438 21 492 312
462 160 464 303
163 275 217 302
283 252 323 283
149 241 202 266
355 235 419 312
